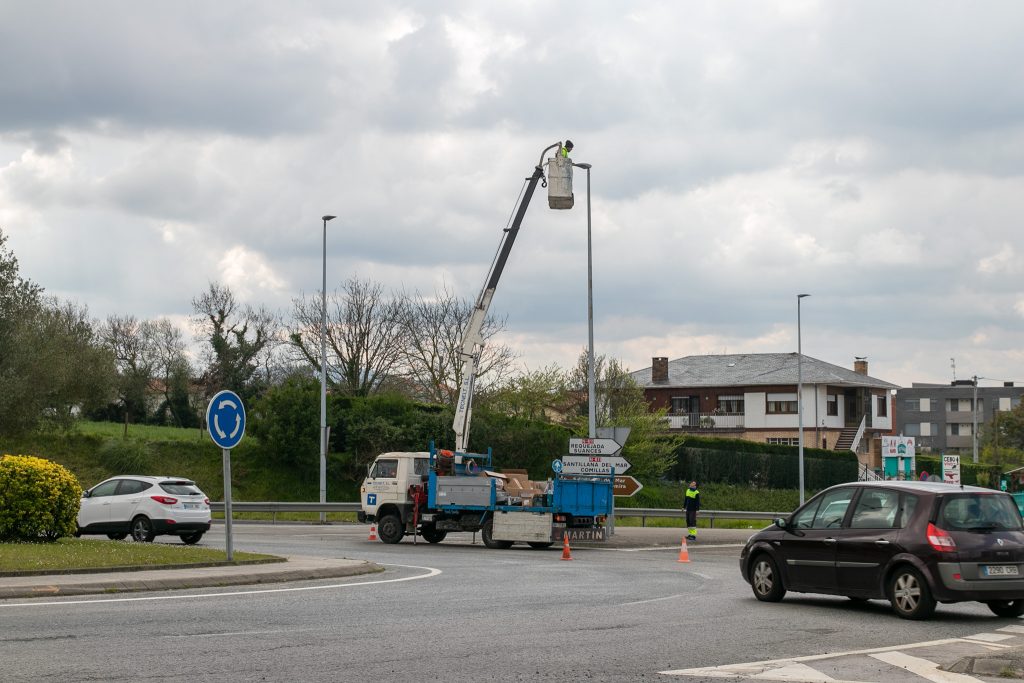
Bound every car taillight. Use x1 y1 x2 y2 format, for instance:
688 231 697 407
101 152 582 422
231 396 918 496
151 495 178 505
204 498 210 505
927 522 956 552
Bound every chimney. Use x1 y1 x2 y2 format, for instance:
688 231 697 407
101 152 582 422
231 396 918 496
854 357 868 375
652 357 669 383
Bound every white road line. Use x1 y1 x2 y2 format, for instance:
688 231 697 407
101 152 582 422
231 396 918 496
964 632 1015 642
870 651 982 683
163 628 320 639
660 639 963 676
0 563 441 609
618 594 684 607
998 625 1024 634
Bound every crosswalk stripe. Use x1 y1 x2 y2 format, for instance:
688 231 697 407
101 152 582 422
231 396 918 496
997 625 1024 634
869 651 982 683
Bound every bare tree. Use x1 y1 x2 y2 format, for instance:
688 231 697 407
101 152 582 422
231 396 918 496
99 314 159 424
191 282 281 402
148 318 197 427
289 276 407 397
398 284 516 406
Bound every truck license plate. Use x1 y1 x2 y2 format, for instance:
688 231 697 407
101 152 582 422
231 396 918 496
984 565 1019 577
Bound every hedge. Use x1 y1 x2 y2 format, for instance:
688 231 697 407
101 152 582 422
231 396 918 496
914 456 1002 488
665 436 858 490
0 454 82 541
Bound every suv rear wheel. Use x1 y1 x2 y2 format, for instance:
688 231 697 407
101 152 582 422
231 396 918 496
888 566 936 620
181 531 204 545
987 600 1024 618
131 516 155 543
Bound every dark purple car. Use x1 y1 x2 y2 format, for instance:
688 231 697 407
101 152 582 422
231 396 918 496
739 480 1024 619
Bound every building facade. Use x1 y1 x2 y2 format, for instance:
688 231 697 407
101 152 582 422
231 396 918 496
630 354 898 457
895 381 1024 455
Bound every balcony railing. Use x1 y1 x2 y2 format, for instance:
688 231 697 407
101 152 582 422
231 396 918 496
666 412 744 430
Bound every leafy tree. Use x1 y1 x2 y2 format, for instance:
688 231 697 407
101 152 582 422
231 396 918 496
980 404 1024 469
192 282 281 404
569 351 675 480
290 277 406 397
0 230 44 434
249 374 321 467
0 231 113 433
480 364 574 423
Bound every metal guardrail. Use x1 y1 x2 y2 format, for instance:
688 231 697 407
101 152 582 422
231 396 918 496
208 502 787 528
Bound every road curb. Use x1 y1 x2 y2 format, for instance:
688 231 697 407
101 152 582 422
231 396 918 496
944 643 1024 679
0 559 384 600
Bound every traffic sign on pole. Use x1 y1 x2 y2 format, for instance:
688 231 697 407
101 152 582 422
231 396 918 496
568 437 621 456
206 390 245 562
613 476 643 497
560 454 631 475
206 390 246 450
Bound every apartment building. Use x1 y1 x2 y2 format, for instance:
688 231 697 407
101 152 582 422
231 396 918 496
895 381 1024 454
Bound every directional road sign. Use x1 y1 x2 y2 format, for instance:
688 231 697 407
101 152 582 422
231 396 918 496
206 390 246 450
612 476 643 497
560 454 631 475
568 437 622 456
551 459 563 474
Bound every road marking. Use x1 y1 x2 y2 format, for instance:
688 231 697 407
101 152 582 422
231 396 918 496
163 628 320 639
870 651 982 683
605 543 747 552
618 593 684 606
0 563 441 609
661 638 963 677
999 625 1024 634
964 632 1014 642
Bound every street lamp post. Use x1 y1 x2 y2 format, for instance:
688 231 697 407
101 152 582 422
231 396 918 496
572 162 596 438
972 375 979 464
797 293 810 505
320 215 336 524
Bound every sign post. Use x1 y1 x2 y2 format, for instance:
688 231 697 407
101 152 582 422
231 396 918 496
206 389 246 561
942 454 961 486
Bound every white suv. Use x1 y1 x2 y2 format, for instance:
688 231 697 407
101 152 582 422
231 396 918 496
77 476 212 544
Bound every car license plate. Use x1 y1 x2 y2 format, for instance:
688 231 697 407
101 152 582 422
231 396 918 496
183 503 200 510
984 565 1020 577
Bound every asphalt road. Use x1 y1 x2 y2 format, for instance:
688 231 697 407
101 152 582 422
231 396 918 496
2 524 1019 682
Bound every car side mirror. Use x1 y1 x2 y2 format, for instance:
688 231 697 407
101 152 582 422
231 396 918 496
81 490 91 498
774 517 788 530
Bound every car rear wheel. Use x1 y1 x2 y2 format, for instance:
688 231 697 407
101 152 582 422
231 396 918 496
986 600 1024 618
377 514 404 544
107 533 128 541
888 566 936 620
750 554 786 602
131 516 156 543
180 532 204 545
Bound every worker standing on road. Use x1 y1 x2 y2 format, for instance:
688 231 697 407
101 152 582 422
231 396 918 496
683 481 701 540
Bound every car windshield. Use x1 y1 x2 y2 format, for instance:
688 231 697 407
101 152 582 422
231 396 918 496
939 494 1023 532
160 481 202 495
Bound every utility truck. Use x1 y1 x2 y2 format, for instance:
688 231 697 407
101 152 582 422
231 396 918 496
358 141 615 548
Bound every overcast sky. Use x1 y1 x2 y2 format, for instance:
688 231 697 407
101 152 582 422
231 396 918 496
2 2 1023 389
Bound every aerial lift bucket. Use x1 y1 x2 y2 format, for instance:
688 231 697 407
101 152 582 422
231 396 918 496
547 154 574 209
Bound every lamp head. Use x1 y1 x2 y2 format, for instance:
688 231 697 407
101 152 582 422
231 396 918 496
574 162 592 169
322 215 336 222
797 293 810 299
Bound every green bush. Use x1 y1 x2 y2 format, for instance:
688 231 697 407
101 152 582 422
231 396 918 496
0 454 82 541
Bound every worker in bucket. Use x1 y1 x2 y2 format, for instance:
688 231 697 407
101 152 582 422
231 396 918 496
560 139 574 157
683 480 701 540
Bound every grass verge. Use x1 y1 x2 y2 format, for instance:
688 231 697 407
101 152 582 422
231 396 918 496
0 538 279 573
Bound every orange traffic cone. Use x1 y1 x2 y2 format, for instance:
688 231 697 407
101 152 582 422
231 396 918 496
368 524 378 542
677 536 690 563
561 532 573 561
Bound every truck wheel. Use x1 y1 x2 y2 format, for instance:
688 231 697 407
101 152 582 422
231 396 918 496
377 514 404 544
527 542 554 550
421 525 447 544
482 519 513 549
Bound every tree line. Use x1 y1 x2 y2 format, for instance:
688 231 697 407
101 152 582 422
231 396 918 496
0 228 674 479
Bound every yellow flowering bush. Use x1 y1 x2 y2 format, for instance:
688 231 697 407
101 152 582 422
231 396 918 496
0 455 82 541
